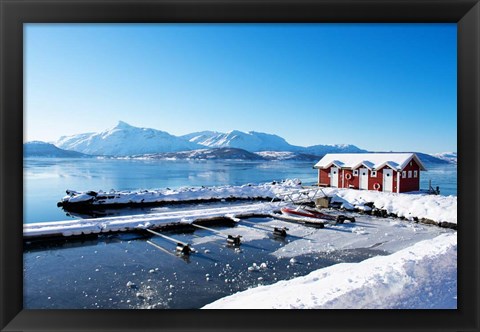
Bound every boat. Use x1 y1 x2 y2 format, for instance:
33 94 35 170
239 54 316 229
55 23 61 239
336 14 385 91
280 206 355 224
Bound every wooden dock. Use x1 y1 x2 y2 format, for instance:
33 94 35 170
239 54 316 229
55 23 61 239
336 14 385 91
23 203 285 242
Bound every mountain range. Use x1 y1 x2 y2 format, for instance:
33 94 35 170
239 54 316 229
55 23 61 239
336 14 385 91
23 121 456 163
53 121 366 156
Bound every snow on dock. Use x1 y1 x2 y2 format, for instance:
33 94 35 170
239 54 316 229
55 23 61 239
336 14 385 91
24 202 278 239
57 179 303 208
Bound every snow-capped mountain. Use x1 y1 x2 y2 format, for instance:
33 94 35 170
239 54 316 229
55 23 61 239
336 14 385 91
24 141 89 158
55 121 202 156
189 130 302 152
304 144 366 155
180 131 221 144
182 130 365 154
431 152 457 164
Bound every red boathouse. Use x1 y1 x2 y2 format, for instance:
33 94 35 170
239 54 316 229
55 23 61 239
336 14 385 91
314 153 427 193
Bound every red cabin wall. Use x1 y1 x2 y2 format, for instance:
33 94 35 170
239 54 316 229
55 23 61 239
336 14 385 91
367 168 383 191
318 169 330 186
342 169 357 189
399 159 421 192
374 166 400 193
342 166 399 192
318 166 341 187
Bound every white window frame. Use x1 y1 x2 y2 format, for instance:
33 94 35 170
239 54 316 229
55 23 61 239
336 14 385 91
402 171 406 178
353 170 358 176
414 170 418 178
371 171 377 177
408 170 412 178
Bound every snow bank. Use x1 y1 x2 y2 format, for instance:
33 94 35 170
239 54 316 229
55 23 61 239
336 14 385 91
323 188 457 224
203 232 457 309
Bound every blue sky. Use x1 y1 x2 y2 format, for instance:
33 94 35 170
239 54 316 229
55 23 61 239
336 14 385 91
24 23 456 153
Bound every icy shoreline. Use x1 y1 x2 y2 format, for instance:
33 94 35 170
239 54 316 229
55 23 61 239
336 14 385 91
27 179 457 239
57 179 456 225
203 232 457 309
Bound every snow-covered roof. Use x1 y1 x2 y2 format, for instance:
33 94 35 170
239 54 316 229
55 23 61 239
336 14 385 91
314 153 427 171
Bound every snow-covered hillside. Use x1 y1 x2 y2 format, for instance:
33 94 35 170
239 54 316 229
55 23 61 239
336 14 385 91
255 151 320 161
304 144 366 155
181 129 366 155
431 152 457 164
128 148 265 161
120 149 320 161
24 141 89 158
179 131 221 144
191 130 301 152
55 121 202 156
182 129 367 155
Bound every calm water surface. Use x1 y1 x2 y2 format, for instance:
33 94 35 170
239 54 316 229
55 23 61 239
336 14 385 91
24 158 457 224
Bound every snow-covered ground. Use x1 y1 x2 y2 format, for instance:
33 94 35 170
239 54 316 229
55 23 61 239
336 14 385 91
203 232 457 309
322 187 457 224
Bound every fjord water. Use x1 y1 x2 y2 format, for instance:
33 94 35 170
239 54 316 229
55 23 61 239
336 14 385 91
24 158 457 224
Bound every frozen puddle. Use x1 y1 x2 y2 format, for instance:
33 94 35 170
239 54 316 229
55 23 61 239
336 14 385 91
23 213 452 309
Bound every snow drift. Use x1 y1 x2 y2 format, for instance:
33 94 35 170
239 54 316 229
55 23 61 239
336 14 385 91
203 232 457 309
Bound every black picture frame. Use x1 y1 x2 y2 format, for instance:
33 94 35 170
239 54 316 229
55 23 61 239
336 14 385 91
1 0 479 331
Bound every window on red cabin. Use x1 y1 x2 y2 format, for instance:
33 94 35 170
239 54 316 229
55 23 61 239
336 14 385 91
408 171 412 178
402 171 406 178
414 170 418 178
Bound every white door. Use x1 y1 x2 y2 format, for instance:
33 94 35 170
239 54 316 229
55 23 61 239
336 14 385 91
383 169 393 192
359 168 368 190
330 167 339 187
